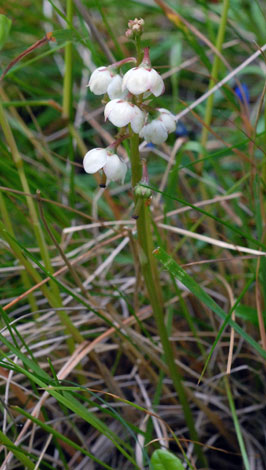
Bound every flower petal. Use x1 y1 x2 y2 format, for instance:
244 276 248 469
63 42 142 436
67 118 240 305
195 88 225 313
122 67 148 95
107 75 126 100
149 69 165 97
131 107 145 133
139 120 168 144
105 100 136 128
158 110 176 133
88 67 114 95
103 155 127 185
83 148 108 174
122 66 164 97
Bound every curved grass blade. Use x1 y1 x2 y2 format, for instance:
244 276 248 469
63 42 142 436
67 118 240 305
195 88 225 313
0 347 139 468
142 185 266 251
199 275 255 382
13 406 115 470
0 14 12 50
153 246 266 361
0 430 35 469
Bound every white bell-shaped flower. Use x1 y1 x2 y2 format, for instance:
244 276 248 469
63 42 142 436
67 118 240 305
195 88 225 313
139 108 176 144
104 99 145 133
122 47 164 97
83 148 127 185
157 108 176 133
122 66 164 97
88 67 116 95
139 120 168 144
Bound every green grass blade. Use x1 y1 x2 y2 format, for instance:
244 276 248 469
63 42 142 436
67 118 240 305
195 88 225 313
0 430 35 469
153 247 266 360
199 275 255 382
13 406 115 470
224 376 250 470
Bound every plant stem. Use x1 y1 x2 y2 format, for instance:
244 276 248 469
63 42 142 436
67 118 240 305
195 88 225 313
263 97 266 184
224 375 250 470
129 133 206 466
62 0 74 119
135 36 142 65
62 0 75 206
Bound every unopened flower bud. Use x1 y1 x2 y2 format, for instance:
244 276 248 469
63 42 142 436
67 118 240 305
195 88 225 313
134 184 152 198
125 29 133 38
126 17 144 37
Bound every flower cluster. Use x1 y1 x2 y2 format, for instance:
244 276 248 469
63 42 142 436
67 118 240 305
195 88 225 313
125 18 145 38
83 22 176 186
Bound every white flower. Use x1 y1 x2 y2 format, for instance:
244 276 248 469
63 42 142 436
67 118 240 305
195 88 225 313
157 108 176 133
104 99 145 133
139 109 176 144
122 66 164 97
83 148 127 185
139 120 168 144
88 67 116 95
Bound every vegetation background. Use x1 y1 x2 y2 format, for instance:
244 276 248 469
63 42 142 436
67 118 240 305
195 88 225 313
0 0 266 469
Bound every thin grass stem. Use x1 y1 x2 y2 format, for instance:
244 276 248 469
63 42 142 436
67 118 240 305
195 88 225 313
62 0 75 207
224 376 250 470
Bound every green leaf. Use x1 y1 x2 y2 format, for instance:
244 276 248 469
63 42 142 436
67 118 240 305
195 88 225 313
0 430 35 469
13 407 114 470
150 449 185 470
0 336 137 468
153 247 266 361
0 14 12 50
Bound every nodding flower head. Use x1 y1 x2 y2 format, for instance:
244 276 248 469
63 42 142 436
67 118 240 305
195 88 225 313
122 48 164 97
139 109 176 144
83 148 127 186
104 99 145 133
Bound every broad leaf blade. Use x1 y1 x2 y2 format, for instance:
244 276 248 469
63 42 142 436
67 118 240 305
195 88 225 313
0 14 12 50
150 449 185 470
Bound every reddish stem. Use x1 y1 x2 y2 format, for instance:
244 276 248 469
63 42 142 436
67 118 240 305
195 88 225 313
0 32 56 82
